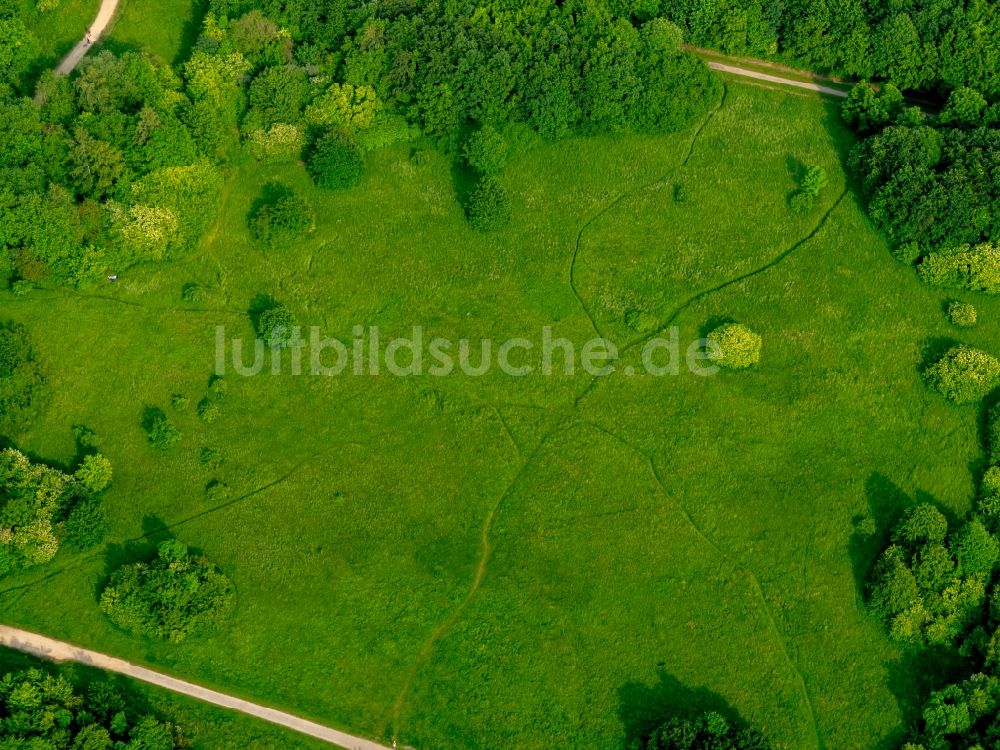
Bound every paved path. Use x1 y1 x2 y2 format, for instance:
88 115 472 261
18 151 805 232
706 61 849 98
55 0 120 75
0 625 393 750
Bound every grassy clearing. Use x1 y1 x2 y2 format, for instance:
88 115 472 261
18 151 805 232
20 0 98 67
2 81 996 748
101 0 202 63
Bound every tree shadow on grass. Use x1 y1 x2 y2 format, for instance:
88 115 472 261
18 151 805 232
697 315 736 340
247 181 293 220
917 336 960 374
97 516 175 601
450 158 479 214
618 669 747 749
885 645 968 747
172 0 209 67
849 474 911 601
974 389 1000 480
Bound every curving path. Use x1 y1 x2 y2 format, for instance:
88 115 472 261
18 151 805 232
55 0 120 75
0 625 393 750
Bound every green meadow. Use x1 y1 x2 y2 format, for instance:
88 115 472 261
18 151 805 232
3 78 995 749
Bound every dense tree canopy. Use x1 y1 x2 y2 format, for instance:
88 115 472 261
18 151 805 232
0 447 110 576
0 48 221 286
642 711 772 750
659 0 1000 98
867 401 1000 749
100 539 236 642
0 667 187 748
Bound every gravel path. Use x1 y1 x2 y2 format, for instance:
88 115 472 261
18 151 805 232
0 625 394 750
706 61 849 98
55 0 120 74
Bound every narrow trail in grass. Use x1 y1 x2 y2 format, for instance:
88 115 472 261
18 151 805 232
0 440 369 603
623 188 849 354
52 288 245 316
570 414 822 750
568 84 729 341
562 190 850 750
387 424 565 739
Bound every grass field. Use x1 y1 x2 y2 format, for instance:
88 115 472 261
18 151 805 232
100 0 203 64
19 0 98 68
2 80 996 749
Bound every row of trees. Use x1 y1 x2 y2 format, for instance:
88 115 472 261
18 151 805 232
197 1 721 144
866 348 1000 746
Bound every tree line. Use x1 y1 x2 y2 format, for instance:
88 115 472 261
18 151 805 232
659 0 1000 98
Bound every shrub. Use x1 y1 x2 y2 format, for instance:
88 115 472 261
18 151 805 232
918 243 1000 294
923 346 1000 404
197 398 220 423
200 446 222 470
672 183 688 204
181 283 205 303
890 241 923 265
948 301 977 328
306 131 364 190
466 177 512 231
64 494 107 549
11 280 33 296
99 539 235 642
205 480 230 503
463 125 509 176
246 123 305 163
790 165 827 214
74 453 113 493
800 165 828 197
208 376 227 399
144 409 180 449
644 711 772 750
0 321 48 434
256 304 298 348
171 393 189 411
707 323 762 370
248 192 315 247
789 191 814 214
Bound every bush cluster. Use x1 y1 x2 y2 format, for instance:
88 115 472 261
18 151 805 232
922 346 1000 404
466 178 512 232
707 323 762 370
100 539 235 642
307 131 364 190
248 190 315 247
